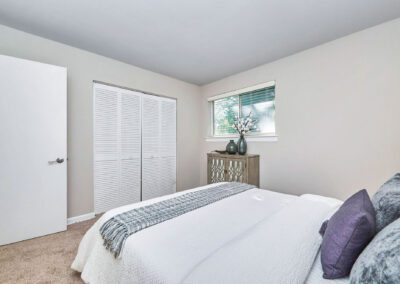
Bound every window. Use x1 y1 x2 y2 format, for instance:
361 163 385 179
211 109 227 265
211 83 275 137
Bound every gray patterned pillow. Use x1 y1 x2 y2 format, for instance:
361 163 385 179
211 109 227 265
350 217 400 284
372 173 400 232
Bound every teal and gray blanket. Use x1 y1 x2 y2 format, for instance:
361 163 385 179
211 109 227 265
100 182 255 257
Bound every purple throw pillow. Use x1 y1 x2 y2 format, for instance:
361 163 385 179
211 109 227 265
320 189 376 279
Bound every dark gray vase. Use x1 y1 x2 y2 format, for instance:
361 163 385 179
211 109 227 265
237 135 247 155
226 140 237 154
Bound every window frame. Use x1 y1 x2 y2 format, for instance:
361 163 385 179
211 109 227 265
208 81 277 139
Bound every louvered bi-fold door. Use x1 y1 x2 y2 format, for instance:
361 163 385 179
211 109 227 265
142 95 176 200
94 84 141 213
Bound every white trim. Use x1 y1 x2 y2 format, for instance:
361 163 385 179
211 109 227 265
67 212 95 225
205 135 278 142
207 80 275 101
93 80 177 101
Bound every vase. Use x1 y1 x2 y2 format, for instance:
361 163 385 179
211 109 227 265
226 140 237 154
237 134 247 155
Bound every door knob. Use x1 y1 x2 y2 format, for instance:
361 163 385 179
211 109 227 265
48 158 65 164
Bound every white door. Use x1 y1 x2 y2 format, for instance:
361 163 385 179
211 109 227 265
142 94 161 200
0 55 67 245
159 98 177 195
93 84 141 213
142 94 176 200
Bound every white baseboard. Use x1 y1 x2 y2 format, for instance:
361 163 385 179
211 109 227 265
67 212 95 225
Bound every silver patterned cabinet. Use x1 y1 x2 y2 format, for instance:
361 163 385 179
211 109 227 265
207 153 260 187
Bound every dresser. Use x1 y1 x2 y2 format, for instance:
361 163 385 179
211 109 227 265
207 152 260 187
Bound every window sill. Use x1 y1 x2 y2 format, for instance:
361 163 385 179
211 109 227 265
205 135 278 142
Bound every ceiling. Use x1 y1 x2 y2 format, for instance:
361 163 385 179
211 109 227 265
0 1 400 85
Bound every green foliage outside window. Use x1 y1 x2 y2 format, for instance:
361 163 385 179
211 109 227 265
213 86 275 136
213 95 239 136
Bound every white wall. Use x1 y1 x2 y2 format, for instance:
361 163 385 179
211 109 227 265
200 19 400 200
0 24 202 218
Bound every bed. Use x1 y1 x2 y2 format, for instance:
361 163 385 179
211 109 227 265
72 183 347 284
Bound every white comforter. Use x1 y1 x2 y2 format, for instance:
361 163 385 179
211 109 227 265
72 183 342 284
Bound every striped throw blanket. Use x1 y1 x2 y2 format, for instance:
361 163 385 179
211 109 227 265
100 182 255 257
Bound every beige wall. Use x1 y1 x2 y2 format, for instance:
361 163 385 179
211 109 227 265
1 18 400 217
0 25 202 218
200 19 400 200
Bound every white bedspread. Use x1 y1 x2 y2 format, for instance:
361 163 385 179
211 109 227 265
72 183 341 284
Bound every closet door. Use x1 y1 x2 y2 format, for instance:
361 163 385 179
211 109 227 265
160 98 177 195
142 95 161 201
120 89 142 207
94 84 141 213
94 85 119 213
142 95 176 200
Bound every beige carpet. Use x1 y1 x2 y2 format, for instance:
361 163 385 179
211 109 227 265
0 217 98 284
